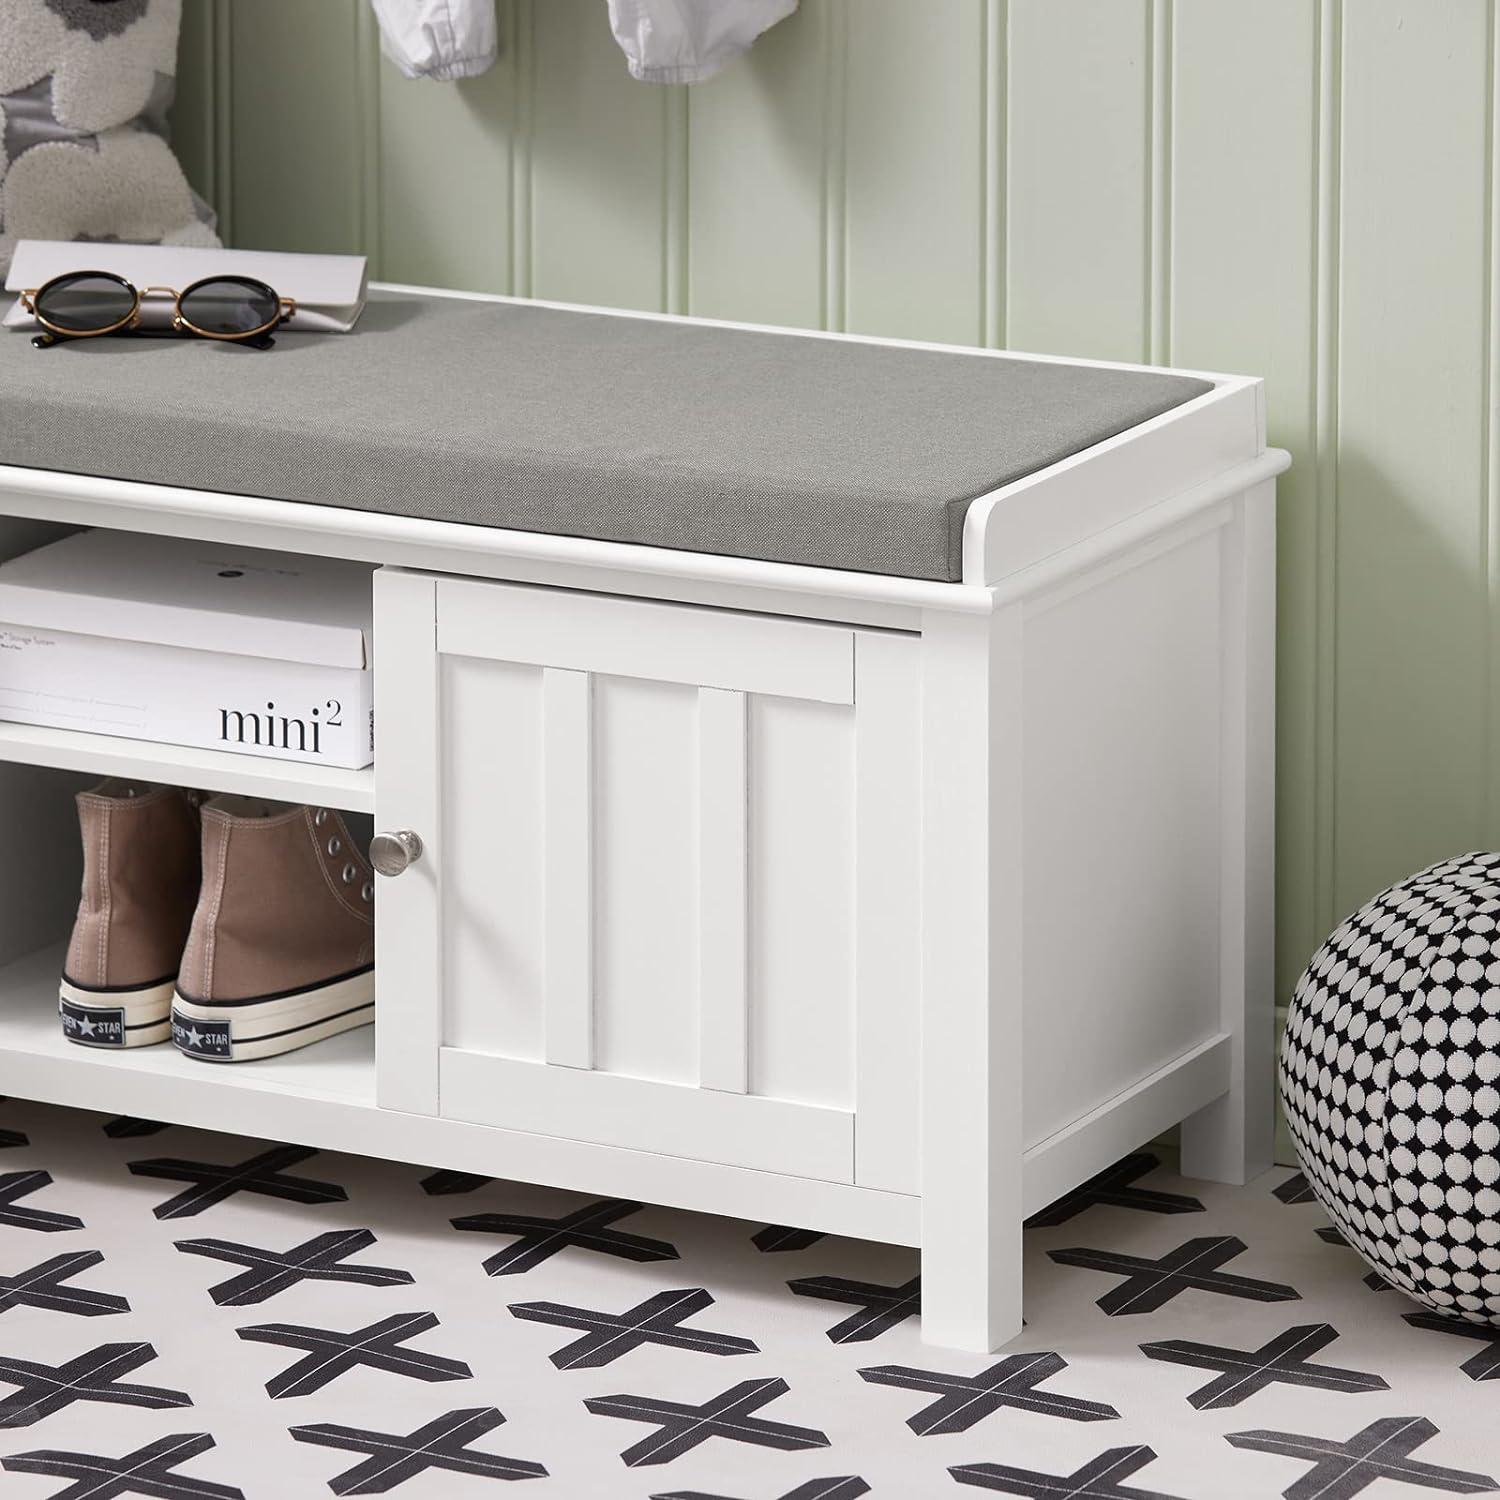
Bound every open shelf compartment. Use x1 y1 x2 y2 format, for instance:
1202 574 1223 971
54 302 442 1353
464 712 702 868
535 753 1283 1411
0 942 375 1114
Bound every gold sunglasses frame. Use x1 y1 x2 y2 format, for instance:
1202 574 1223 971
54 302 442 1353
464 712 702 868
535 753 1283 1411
19 272 297 345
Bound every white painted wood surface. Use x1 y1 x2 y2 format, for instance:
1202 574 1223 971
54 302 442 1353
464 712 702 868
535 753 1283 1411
441 1050 853 1182
852 631 921 1194
371 569 441 1114
439 575 856 701
0 290 1278 1350
541 668 594 1070
394 575 924 1183
696 687 749 1095
0 720 373 813
1181 480 1278 1183
918 605 1024 1351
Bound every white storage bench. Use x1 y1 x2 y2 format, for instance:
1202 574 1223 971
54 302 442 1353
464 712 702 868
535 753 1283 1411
0 286 1289 1350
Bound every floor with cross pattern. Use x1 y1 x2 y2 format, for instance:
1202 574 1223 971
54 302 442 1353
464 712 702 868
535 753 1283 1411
0 1097 1492 1500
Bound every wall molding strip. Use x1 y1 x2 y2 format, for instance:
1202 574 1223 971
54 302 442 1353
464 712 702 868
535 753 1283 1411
1148 0 1172 367
821 0 849 334
1312 0 1342 935
981 0 1006 349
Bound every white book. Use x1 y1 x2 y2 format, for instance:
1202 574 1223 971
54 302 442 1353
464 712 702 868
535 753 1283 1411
0 531 374 769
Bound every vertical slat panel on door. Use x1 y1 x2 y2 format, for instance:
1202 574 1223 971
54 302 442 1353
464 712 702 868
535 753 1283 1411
374 570 442 1114
543 668 594 1068
853 632 922 1191
1336 0 1490 910
1006 0 1151 360
1171 0 1321 996
697 687 749 1093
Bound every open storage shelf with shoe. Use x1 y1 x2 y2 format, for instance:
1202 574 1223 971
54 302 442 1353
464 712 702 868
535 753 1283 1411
0 941 375 1107
0 283 1289 1350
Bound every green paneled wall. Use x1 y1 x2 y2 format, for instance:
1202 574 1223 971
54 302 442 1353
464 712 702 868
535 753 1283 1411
172 0 1500 1032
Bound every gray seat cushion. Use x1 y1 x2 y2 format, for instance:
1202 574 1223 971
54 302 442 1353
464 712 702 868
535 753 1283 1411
0 290 1212 581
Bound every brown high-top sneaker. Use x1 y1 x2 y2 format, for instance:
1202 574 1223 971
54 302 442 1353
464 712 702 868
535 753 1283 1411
172 796 374 1062
62 780 201 1049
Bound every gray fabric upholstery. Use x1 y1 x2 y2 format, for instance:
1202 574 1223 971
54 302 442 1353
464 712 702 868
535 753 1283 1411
0 290 1212 581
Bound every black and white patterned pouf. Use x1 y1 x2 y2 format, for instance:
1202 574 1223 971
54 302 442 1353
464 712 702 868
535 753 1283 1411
1279 852 1500 1325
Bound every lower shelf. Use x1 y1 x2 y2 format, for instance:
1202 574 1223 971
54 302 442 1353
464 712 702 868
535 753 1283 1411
0 719 374 812
0 941 374 1110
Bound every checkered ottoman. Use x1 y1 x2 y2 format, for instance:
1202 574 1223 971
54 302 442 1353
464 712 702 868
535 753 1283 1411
1279 852 1500 1326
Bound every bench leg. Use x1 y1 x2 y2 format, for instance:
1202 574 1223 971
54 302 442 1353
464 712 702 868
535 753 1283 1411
1181 483 1277 1186
919 608 1024 1351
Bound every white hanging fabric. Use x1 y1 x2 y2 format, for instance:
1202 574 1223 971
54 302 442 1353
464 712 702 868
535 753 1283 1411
369 0 499 82
605 0 798 83
368 0 797 84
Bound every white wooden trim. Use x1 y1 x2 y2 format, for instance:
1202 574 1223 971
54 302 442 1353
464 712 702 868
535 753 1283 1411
0 942 914 1244
1181 481 1278 1183
918 605 1024 1351
542 668 594 1070
0 720 373 813
965 384 1270 583
372 569 442 1115
437 577 856 704
696 687 748 1094
1021 1034 1233 1217
852 631 922 1193
440 1049 854 1183
985 447 1290 608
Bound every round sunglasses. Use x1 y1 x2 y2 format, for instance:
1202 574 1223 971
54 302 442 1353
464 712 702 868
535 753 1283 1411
19 271 297 350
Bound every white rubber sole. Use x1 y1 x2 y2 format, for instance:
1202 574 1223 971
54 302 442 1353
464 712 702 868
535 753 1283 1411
59 976 174 1049
171 967 374 1062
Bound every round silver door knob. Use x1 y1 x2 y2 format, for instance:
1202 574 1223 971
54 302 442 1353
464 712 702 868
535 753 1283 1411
370 829 424 877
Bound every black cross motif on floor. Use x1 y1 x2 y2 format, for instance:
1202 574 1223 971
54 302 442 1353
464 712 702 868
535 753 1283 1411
1273 1171 1317 1205
1404 1312 1500 1382
102 1115 168 1139
586 1376 829 1467
1140 1322 1388 1409
129 1144 347 1220
1317 1225 1348 1246
452 1197 679 1276
859 1350 1117 1436
238 1311 471 1399
510 1287 757 1369
0 1099 25 1148
291 1407 546 1493
0 1250 129 1318
1049 1235 1300 1315
950 1444 1185 1498
0 1169 83 1232
1227 1415 1497 1499
1024 1153 1204 1227
752 1225 826 1253
0 1341 190 1427
2 1432 241 1500
421 1168 491 1195
652 1479 869 1500
175 1228 414 1306
787 1273 920 1344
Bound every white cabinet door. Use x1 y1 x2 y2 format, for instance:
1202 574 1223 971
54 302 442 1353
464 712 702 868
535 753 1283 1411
374 570 919 1189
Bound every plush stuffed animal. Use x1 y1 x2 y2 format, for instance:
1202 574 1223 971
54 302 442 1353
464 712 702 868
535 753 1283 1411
0 0 217 275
